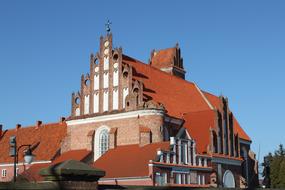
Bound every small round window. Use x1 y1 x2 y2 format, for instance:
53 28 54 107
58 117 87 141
113 54 119 61
85 79 90 86
75 97 80 105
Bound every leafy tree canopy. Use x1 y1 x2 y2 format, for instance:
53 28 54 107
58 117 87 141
263 144 285 188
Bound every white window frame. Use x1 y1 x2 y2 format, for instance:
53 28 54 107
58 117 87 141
1 169 7 177
99 129 109 156
175 173 181 184
187 173 191 184
94 126 110 161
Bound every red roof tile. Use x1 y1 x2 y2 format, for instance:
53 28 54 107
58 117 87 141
52 149 91 164
183 110 216 154
21 149 91 181
93 142 170 178
0 122 67 163
123 55 212 118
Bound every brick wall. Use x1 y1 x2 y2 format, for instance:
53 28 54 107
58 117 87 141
66 113 164 152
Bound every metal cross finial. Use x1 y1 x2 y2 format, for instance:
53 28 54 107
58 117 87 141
105 20 112 34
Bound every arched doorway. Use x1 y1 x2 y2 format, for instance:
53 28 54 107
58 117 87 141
223 170 235 188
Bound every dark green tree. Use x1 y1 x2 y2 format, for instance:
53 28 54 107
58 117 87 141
263 144 285 188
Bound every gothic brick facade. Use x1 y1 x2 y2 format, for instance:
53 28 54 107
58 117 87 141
0 32 258 188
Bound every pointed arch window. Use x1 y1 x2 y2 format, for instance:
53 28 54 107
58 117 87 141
99 129 109 156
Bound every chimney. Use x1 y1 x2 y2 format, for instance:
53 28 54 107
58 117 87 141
36 120 42 129
59 117 66 123
16 124 21 131
0 124 2 137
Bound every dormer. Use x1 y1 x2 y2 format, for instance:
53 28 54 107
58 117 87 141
149 43 186 79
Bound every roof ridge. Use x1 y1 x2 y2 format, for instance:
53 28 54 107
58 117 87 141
193 84 214 110
1 121 66 132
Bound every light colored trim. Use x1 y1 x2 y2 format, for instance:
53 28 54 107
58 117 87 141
172 170 190 174
149 163 212 171
0 160 51 167
99 176 150 181
239 139 251 145
160 67 186 74
185 130 192 140
67 109 164 126
160 67 173 72
194 83 214 110
211 157 242 166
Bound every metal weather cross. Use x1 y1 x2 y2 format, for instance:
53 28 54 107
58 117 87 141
105 20 112 34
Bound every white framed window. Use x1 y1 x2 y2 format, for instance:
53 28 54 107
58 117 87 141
155 172 167 186
1 169 7 177
175 173 181 184
201 175 205 185
184 143 188 164
198 174 201 185
94 126 110 161
186 173 191 184
162 173 167 185
99 129 109 156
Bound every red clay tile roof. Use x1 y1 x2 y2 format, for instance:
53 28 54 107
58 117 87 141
203 91 251 141
123 54 250 151
52 149 91 163
21 149 91 181
183 110 216 154
150 47 176 69
123 55 212 118
93 142 170 178
0 122 67 163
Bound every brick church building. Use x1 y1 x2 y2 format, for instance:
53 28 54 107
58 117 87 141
0 31 258 188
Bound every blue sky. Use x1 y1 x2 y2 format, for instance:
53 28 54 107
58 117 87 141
0 0 285 162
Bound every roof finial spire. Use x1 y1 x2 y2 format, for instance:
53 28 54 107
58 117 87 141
105 19 112 34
